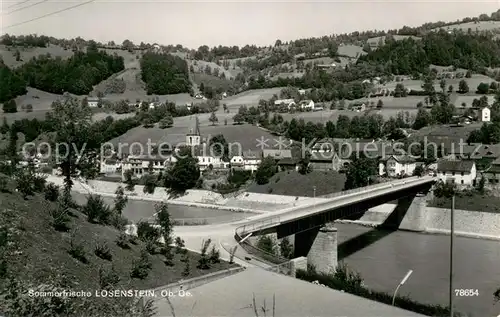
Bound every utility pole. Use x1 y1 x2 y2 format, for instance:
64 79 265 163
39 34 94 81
449 194 455 317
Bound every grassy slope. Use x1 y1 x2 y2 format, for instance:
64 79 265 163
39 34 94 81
429 192 500 213
247 170 346 197
0 183 235 294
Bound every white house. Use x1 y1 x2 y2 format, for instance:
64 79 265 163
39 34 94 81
378 155 417 177
298 89 306 95
243 152 261 172
121 155 169 179
274 99 295 108
87 98 99 107
481 107 490 122
437 160 476 187
299 100 315 111
100 158 121 175
197 155 223 171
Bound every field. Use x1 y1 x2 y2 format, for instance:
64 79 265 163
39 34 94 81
0 44 74 68
376 75 496 92
366 35 421 49
337 44 365 58
223 87 283 107
192 73 235 91
279 108 419 124
109 121 279 155
431 21 500 33
0 184 236 309
430 192 500 213
247 170 346 197
189 59 242 80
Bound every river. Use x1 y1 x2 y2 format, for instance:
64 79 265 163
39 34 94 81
72 192 499 316
335 223 500 317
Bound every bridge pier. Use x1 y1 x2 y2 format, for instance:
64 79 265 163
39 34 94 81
294 224 338 274
381 192 428 231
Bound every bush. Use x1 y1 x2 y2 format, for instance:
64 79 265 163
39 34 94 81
116 233 130 249
98 265 120 289
174 236 185 253
68 238 88 264
94 242 112 261
130 250 152 279
44 183 60 201
145 239 157 255
197 239 212 269
109 212 129 231
48 204 70 232
0 174 9 192
160 246 174 266
136 222 160 242
83 195 112 224
182 255 190 276
208 246 220 264
33 175 47 192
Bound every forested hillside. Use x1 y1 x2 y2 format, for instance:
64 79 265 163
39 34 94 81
0 63 27 103
17 43 124 95
139 53 191 95
358 31 500 74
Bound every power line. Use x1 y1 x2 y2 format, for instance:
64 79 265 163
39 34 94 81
4 0 96 29
6 0 49 15
7 0 32 9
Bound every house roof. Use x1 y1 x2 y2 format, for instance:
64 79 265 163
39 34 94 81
274 99 295 105
381 154 416 163
263 149 292 159
310 151 334 162
437 160 475 172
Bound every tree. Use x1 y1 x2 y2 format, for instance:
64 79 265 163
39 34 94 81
344 157 377 190
376 99 383 108
465 70 472 78
476 82 490 94
412 164 424 176
233 113 244 124
124 170 136 191
279 237 293 259
434 180 457 198
3 99 17 113
458 80 469 93
223 104 228 112
155 202 173 245
50 97 93 210
209 134 229 160
412 108 432 130
25 104 33 112
114 186 128 215
164 152 200 193
209 111 218 125
255 156 277 185
448 85 454 93
158 114 173 129
142 174 157 194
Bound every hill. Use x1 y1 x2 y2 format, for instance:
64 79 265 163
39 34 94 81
0 178 235 315
247 170 346 197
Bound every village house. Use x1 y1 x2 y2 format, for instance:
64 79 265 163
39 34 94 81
437 160 477 187
378 154 419 177
121 155 170 179
274 99 296 108
87 97 100 107
309 151 335 171
299 100 315 111
262 149 298 171
479 157 500 187
243 151 261 172
316 63 336 69
481 107 490 122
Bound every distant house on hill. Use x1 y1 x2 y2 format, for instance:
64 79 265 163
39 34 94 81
87 97 101 107
274 99 295 108
299 100 315 111
481 107 490 122
316 63 336 70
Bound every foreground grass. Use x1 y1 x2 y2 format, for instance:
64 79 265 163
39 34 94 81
0 184 236 315
429 191 500 213
247 170 346 197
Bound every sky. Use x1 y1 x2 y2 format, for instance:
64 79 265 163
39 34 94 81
1 0 500 49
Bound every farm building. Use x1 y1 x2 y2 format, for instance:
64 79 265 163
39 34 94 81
437 160 477 187
481 107 491 122
378 154 419 177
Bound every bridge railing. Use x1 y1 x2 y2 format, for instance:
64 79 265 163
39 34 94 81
236 176 433 236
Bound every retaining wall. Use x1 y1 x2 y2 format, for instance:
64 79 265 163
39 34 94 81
336 203 500 240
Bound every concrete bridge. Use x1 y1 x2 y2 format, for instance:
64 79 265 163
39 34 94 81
235 176 437 274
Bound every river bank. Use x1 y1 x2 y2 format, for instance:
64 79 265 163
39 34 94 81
336 204 500 241
45 175 500 240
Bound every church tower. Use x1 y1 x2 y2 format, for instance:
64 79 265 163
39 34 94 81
186 116 201 146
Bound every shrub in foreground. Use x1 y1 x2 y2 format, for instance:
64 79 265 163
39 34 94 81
296 264 459 317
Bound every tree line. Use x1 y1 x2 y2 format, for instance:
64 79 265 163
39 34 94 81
358 30 500 74
140 53 191 95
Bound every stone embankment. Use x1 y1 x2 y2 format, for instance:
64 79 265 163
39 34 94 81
336 203 500 241
45 176 325 214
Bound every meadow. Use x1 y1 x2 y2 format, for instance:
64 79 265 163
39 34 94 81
431 21 500 33
223 87 283 108
108 120 279 156
0 44 73 68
